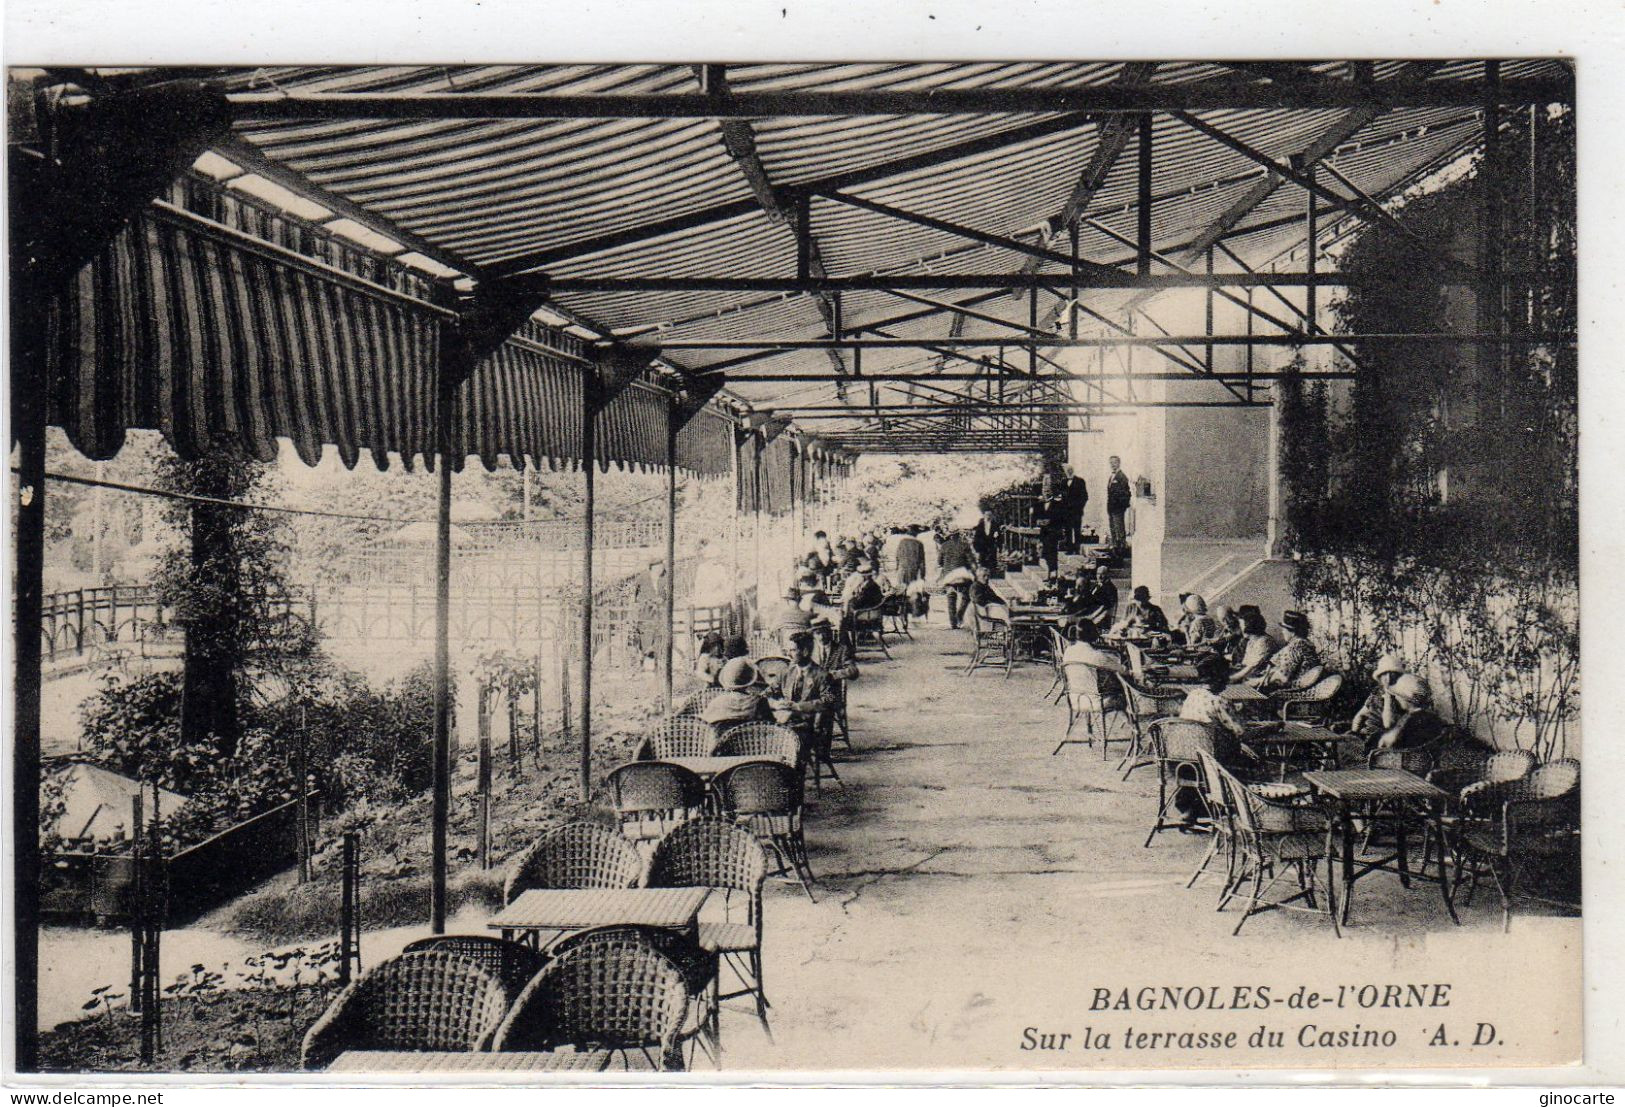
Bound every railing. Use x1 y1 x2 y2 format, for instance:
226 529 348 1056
34 586 316 664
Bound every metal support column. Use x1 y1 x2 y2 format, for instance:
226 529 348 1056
579 385 597 802
664 402 679 710
1304 161 1319 333
429 363 456 934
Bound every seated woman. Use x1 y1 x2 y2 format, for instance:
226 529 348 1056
1112 585 1170 636
1230 609 1279 681
1210 604 1243 656
841 559 885 610
1374 674 1448 752
1349 651 1407 745
695 631 727 686
1173 653 1265 822
1176 594 1222 650
1060 617 1124 674
1252 610 1319 693
700 657 773 728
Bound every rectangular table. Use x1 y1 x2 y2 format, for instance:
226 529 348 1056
328 1050 640 1073
1302 769 1459 927
1244 723 1344 778
1165 679 1267 704
489 887 712 948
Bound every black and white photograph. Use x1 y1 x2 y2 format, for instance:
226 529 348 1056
5 4 1613 1087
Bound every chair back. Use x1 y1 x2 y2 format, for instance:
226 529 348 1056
544 924 710 995
303 951 508 1067
640 716 718 760
673 686 726 718
399 935 545 1000
492 938 689 1058
1484 749 1537 785
503 821 645 904
1520 758 1580 800
1195 748 1230 819
1214 764 1258 839
648 817 769 902
1293 664 1327 690
1124 640 1147 679
755 655 792 688
984 603 1013 629
715 759 803 818
1118 671 1184 720
714 721 800 763
603 761 706 820
1148 717 1216 763
1303 672 1342 701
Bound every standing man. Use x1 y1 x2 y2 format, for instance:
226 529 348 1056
894 527 926 588
935 526 977 630
1060 464 1089 551
1106 456 1132 556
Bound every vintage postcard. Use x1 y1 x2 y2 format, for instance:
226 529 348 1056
4 11 1604 1086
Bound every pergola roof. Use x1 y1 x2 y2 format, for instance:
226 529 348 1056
60 59 1578 452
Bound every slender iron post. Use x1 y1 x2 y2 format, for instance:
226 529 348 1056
429 357 457 934
664 403 679 710
579 378 598 801
11 295 46 1070
1304 161 1318 333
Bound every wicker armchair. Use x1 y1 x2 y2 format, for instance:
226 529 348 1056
1453 759 1580 931
301 951 509 1070
714 722 800 765
399 935 546 1001
715 759 814 902
638 717 719 761
1273 672 1343 725
503 821 645 905
881 592 913 639
1116 671 1187 780
673 686 727 719
1188 749 1238 900
1214 764 1336 937
602 761 708 842
965 603 1014 677
542 925 717 1066
851 603 891 659
648 819 772 1035
492 937 691 1071
1143 718 1217 847
1055 659 1126 757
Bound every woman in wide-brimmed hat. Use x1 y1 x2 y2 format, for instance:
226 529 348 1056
1351 651 1410 742
700 657 772 728
1375 673 1448 751
1252 609 1320 693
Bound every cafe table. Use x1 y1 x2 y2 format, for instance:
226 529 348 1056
1301 769 1459 927
326 1050 650 1073
489 886 712 949
1243 723 1344 779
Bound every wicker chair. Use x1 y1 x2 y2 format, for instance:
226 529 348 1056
1274 672 1343 725
1116 672 1187 779
638 717 719 761
1143 718 1217 847
1214 763 1337 937
674 686 727 719
542 925 717 1066
714 722 800 765
492 937 691 1071
1431 745 1537 799
399 935 546 1001
715 759 815 902
602 761 708 842
851 603 891 659
881 592 913 639
964 603 1015 677
1453 759 1580 931
503 821 646 905
301 951 509 1070
648 819 772 1037
1188 749 1239 900
1055 659 1126 757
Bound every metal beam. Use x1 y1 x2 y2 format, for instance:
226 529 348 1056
483 110 1100 275
723 370 1355 382
661 332 1559 354
226 74 1573 121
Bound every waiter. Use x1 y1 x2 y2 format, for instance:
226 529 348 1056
1060 465 1089 551
1105 456 1132 555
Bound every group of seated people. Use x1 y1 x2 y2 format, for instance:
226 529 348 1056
692 616 860 741
802 524 936 617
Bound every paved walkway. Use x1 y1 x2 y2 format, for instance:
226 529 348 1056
718 618 1579 1073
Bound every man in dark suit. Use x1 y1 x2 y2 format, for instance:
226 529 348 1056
894 528 926 587
1106 455 1132 555
1060 465 1089 551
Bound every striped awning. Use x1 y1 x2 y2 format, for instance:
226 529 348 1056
43 179 736 477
